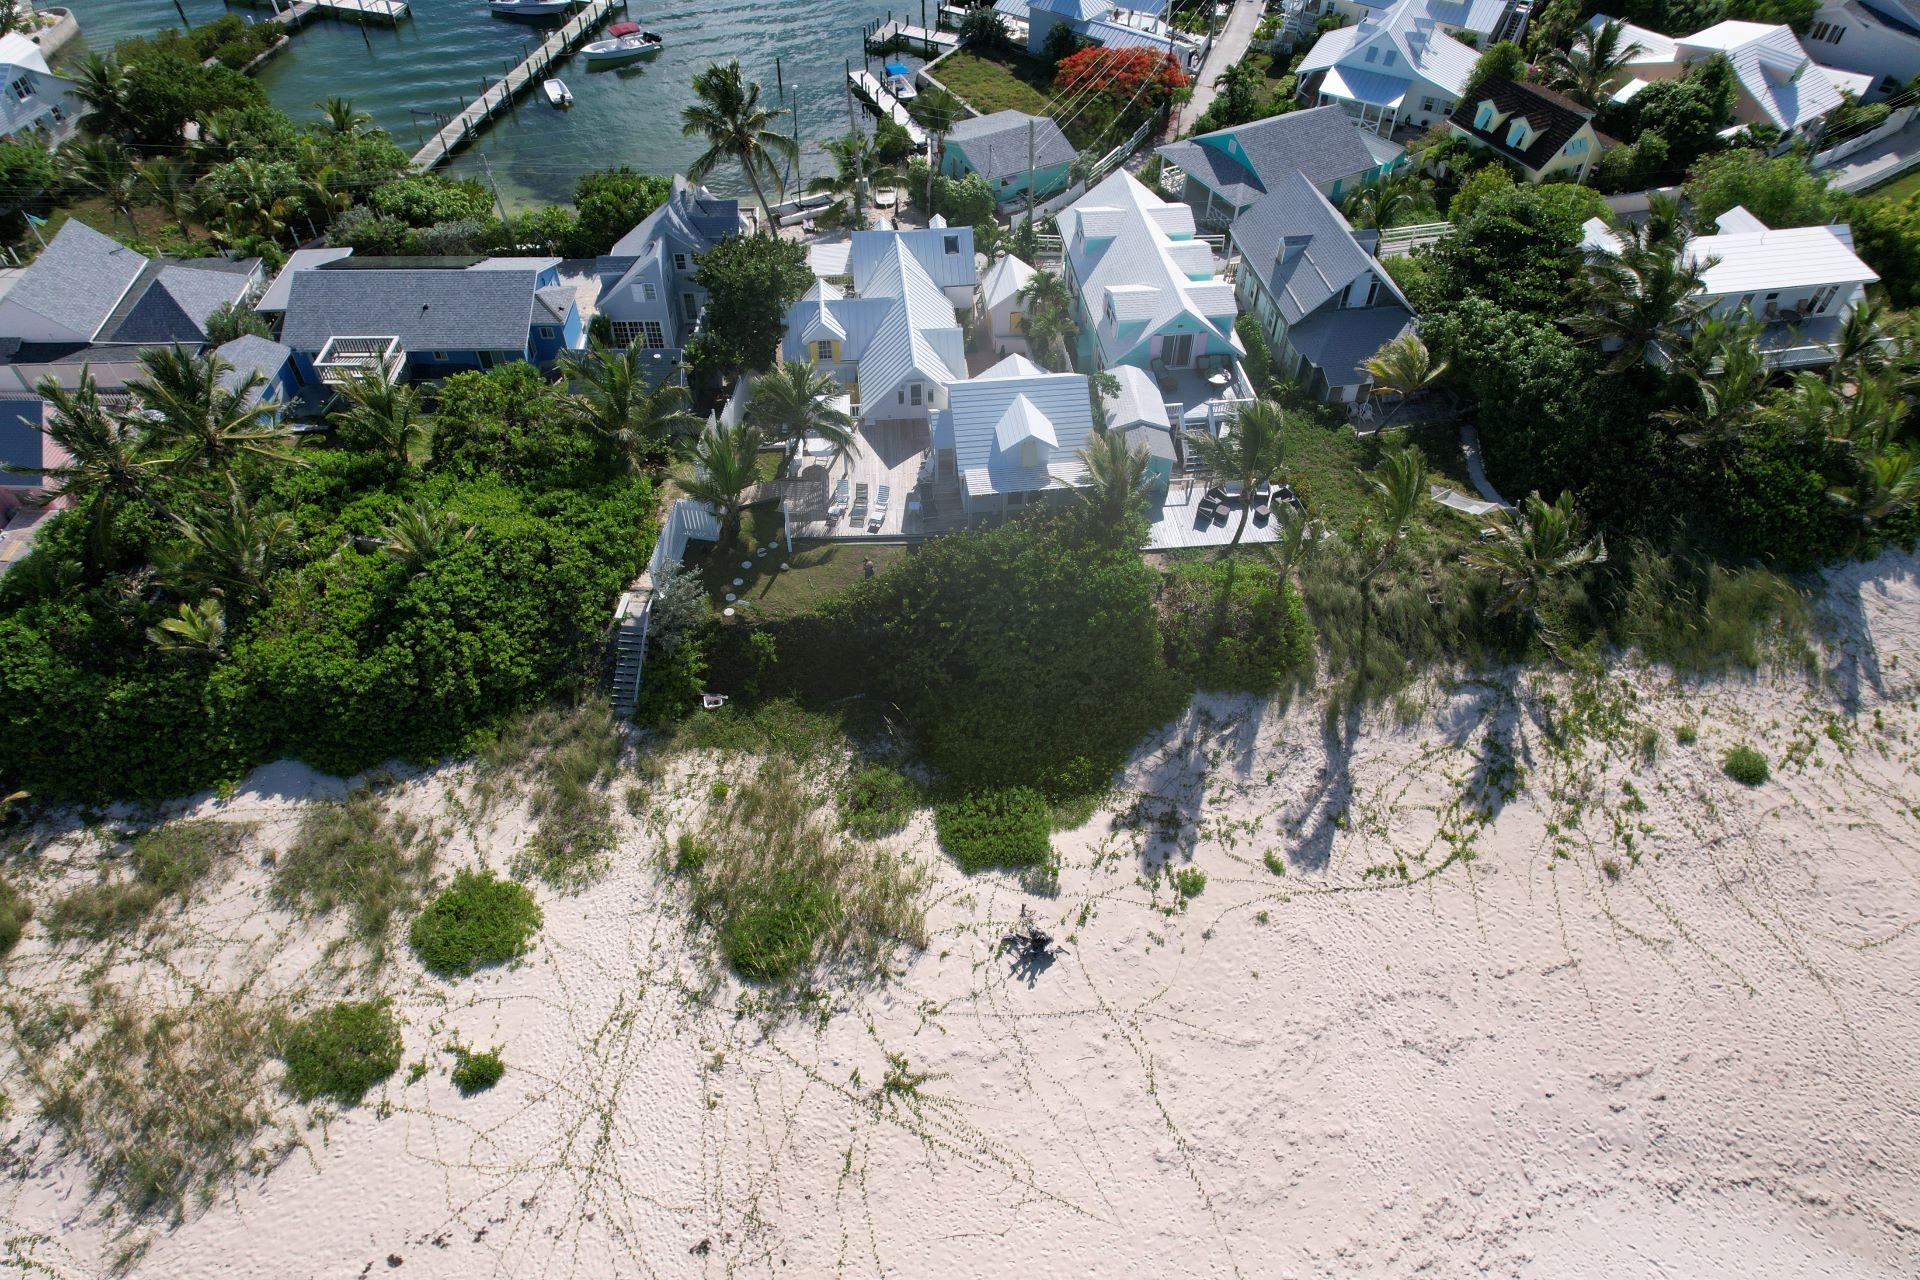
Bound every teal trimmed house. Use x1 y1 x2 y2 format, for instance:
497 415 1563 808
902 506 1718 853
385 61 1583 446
1154 105 1406 232
941 110 1076 209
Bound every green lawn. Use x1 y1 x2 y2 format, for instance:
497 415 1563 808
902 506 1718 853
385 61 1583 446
930 50 1110 148
1273 400 1470 532
1861 165 1920 205
682 504 908 620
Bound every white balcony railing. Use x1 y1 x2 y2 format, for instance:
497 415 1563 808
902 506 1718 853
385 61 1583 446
315 335 405 387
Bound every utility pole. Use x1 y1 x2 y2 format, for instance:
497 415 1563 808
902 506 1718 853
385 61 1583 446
845 58 856 136
1025 115 1036 233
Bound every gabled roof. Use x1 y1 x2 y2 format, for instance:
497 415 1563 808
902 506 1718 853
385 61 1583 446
943 366 1095 498
1298 0 1479 97
108 263 255 345
1105 362 1171 435
608 175 745 259
1029 0 1111 19
1590 14 1846 130
945 110 1077 184
850 224 976 294
279 266 547 354
1685 207 1879 295
785 232 965 415
982 254 1038 311
1058 170 1234 365
977 352 1048 379
212 335 292 408
534 284 577 324
1447 77 1604 173
1231 170 1409 327
994 394 1059 451
1156 106 1401 208
4 220 148 343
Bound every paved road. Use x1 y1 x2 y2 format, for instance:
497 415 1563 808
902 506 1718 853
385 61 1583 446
1824 117 1920 194
1174 0 1268 136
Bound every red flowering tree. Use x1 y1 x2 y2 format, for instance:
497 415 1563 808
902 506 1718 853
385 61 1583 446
1052 47 1190 111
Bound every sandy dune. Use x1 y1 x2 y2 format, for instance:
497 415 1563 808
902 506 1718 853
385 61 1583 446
2 552 1917 1279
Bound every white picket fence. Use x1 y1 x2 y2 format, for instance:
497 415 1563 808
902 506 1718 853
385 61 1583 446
612 499 722 714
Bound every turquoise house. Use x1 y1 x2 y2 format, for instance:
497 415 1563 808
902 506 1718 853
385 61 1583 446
1154 105 1406 231
941 110 1076 209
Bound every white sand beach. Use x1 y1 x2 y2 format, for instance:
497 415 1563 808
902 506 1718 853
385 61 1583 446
2 551 1917 1279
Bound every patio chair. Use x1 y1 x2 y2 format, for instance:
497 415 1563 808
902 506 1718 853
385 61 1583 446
826 476 849 521
869 483 891 531
849 482 870 526
1211 500 1230 528
1195 494 1219 526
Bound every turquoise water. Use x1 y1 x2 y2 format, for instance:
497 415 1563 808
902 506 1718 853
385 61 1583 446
58 0 930 207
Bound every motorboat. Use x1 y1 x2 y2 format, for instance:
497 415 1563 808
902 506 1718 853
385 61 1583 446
581 22 663 65
883 61 917 100
543 78 574 109
490 0 575 18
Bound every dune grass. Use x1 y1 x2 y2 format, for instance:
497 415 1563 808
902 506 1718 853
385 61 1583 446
408 869 542 979
45 821 250 942
679 756 927 986
839 765 920 838
489 701 622 891
276 999 404 1107
275 789 432 964
933 788 1052 874
0 875 26 956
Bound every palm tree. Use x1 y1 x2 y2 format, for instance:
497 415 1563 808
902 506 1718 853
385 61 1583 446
381 500 475 577
1658 315 1769 449
747 358 855 463
1016 268 1078 371
157 482 296 610
316 96 371 139
146 598 228 658
562 340 701 474
1362 332 1449 426
30 369 170 563
331 367 425 468
1341 169 1429 231
1184 398 1290 550
915 87 968 214
68 53 128 136
1572 237 1717 371
809 131 901 231
1543 19 1643 107
1078 427 1152 532
1831 444 1920 524
681 60 798 229
139 156 196 228
129 346 297 474
1358 447 1428 592
1463 489 1607 639
1826 293 1891 386
679 417 765 538
1766 370 1907 450
200 157 291 246
62 140 139 235
299 166 355 237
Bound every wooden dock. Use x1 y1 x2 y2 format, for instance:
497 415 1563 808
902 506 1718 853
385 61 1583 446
410 0 624 171
848 68 927 150
864 19 958 55
242 0 410 26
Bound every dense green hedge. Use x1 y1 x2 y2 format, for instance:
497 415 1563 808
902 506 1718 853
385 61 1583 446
1160 559 1313 693
933 788 1052 873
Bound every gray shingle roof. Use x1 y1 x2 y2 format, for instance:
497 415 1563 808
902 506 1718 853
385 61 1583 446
6 219 147 342
107 263 255 345
213 335 292 407
1287 304 1413 387
534 285 577 324
946 111 1076 184
279 268 543 355
1157 106 1400 209
1231 170 1383 326
1447 76 1602 174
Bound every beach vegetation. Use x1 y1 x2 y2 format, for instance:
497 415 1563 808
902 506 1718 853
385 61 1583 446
840 765 919 838
408 869 542 980
45 821 248 941
1722 744 1769 785
448 1043 505 1096
276 999 404 1106
0 874 28 956
275 789 433 959
934 788 1052 874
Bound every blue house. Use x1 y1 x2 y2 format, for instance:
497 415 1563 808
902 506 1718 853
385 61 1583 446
212 335 299 411
277 255 581 386
941 110 1076 209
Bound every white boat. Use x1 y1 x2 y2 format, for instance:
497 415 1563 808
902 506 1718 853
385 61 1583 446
581 22 663 65
883 63 918 100
543 78 574 109
490 0 574 18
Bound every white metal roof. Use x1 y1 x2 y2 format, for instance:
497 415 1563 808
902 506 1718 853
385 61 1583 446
1688 220 1879 295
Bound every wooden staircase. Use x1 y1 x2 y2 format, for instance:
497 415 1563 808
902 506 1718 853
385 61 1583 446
609 589 650 716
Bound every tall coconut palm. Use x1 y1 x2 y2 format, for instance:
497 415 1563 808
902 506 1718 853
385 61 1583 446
62 140 139 235
1826 293 1891 386
30 369 171 562
1658 315 1769 449
1362 332 1449 426
1358 447 1428 591
1078 427 1152 533
1341 169 1429 231
1572 238 1717 372
316 96 371 139
156 482 296 610
810 131 901 231
1543 19 1643 107
68 53 128 136
1016 268 1078 371
331 367 425 468
299 166 355 237
681 60 798 229
129 346 297 474
563 340 701 474
747 358 856 464
1463 489 1607 637
1831 444 1920 524
200 157 291 246
1184 397 1290 550
1766 369 1907 450
138 156 196 228
915 87 967 214
146 598 228 658
381 499 475 577
679 417 765 538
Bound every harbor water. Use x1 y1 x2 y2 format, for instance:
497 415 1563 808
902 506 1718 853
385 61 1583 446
58 0 934 207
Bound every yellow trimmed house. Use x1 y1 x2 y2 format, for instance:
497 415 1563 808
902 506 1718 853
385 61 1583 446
1445 77 1613 185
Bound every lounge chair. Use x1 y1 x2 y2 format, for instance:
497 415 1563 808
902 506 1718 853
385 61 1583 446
849 482 870 526
826 476 849 521
868 483 891 531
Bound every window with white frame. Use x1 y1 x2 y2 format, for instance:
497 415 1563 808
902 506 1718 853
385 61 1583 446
8 76 32 103
673 252 690 272
611 320 666 349
642 282 656 301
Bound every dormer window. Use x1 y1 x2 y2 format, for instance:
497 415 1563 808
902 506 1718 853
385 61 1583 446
943 234 960 254
1364 46 1378 63
1020 440 1040 468
1104 295 1116 326
1474 100 1495 130
1506 119 1531 149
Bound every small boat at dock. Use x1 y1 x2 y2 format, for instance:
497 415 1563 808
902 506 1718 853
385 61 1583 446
884 62 918 100
582 22 663 65
490 0 576 18
543 77 574 108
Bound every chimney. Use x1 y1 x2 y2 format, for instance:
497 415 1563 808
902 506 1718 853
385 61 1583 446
1278 234 1312 265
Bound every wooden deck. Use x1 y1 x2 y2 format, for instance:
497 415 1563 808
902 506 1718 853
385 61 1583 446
1144 481 1286 552
783 421 956 539
864 19 959 54
848 69 928 150
410 0 625 171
